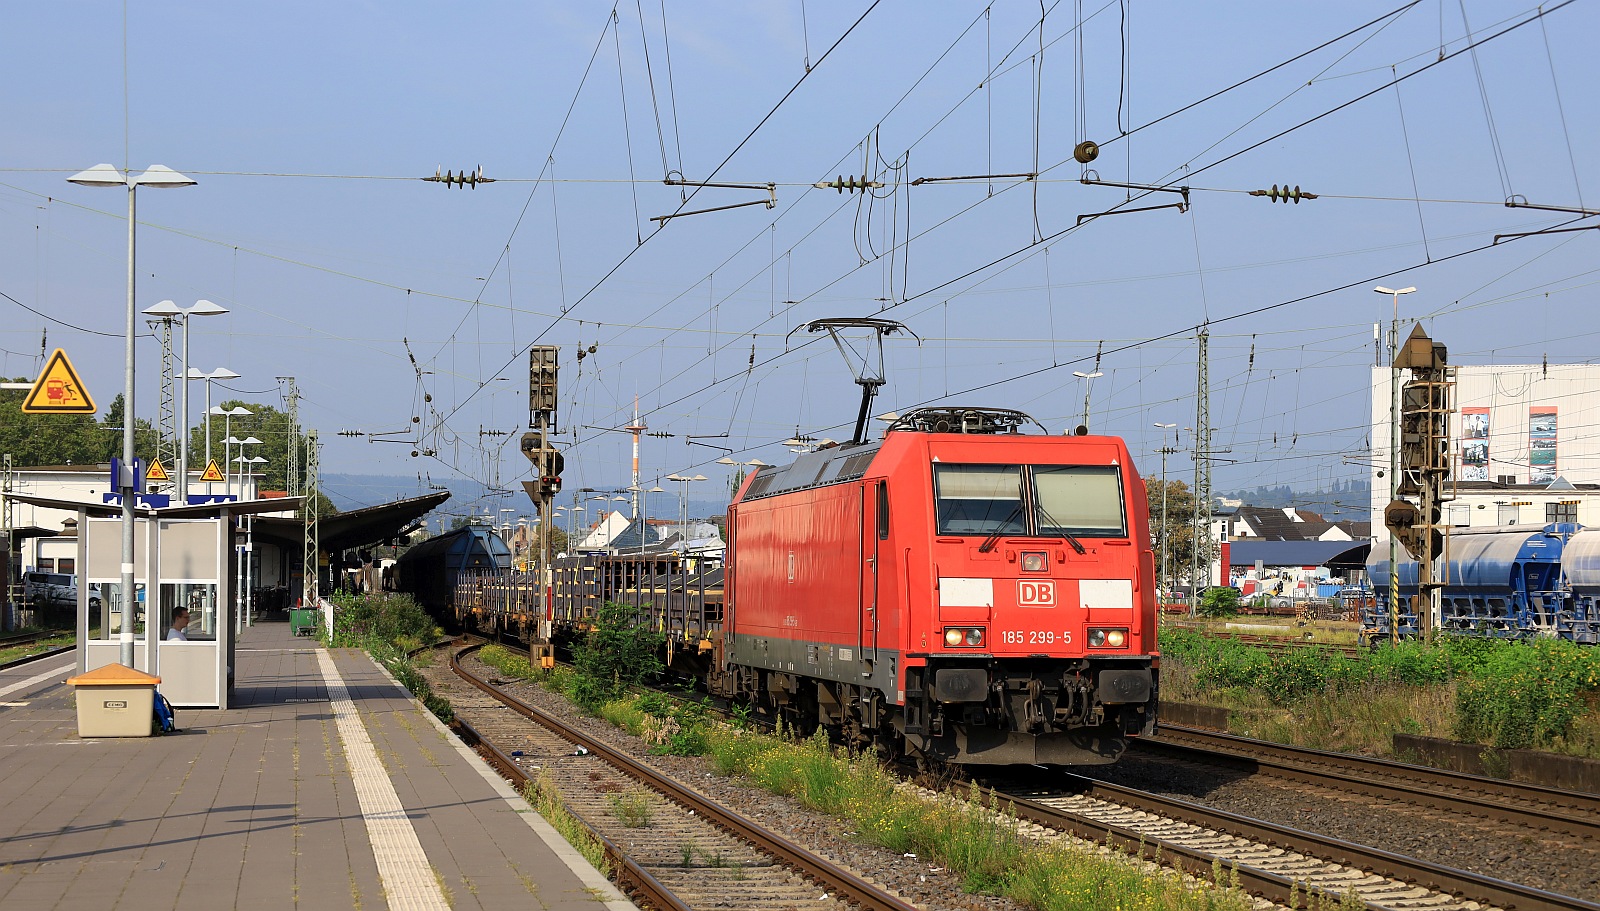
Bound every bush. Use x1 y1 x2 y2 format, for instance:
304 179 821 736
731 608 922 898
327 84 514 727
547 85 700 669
1451 638 1600 749
1196 586 1241 618
569 601 663 711
327 591 441 650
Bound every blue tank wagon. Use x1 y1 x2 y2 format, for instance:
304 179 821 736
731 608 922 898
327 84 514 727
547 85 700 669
1364 524 1575 641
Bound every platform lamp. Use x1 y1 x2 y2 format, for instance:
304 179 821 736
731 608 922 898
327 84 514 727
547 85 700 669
214 406 253 497
188 367 240 496
715 457 766 496
68 164 196 667
233 454 267 630
144 299 227 503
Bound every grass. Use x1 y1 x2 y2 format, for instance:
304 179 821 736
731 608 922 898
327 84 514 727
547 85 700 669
1160 626 1600 760
0 629 74 665
523 773 610 876
704 727 1254 910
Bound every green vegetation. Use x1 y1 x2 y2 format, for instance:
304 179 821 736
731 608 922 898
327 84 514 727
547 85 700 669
1160 628 1600 758
0 629 74 665
326 591 453 724
523 773 610 876
703 727 1253 910
1195 587 1241 619
569 602 663 710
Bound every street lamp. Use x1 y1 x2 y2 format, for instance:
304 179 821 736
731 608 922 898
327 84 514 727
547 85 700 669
1073 370 1104 430
69 163 196 666
1374 285 1416 643
1152 423 1178 606
189 368 240 495
232 454 267 629
227 436 263 498
716 457 766 496
214 406 253 497
664 474 707 536
144 299 227 503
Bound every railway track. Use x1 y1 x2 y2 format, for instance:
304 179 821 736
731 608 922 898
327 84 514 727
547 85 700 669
433 638 1600 910
1142 724 1600 843
0 630 74 670
425 641 924 911
973 767 1600 911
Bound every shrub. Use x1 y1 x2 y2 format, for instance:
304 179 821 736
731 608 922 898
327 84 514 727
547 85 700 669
569 601 663 711
1196 586 1241 618
327 591 441 650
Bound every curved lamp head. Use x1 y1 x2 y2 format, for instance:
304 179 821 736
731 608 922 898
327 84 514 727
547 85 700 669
143 300 183 317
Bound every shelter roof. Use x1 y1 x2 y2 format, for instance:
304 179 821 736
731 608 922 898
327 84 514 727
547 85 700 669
1229 540 1363 568
252 491 450 553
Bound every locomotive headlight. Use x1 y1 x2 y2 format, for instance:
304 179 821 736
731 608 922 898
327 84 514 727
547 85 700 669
1021 551 1047 572
943 627 984 648
1088 627 1128 648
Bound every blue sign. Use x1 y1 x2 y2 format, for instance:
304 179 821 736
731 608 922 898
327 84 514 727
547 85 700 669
109 457 144 494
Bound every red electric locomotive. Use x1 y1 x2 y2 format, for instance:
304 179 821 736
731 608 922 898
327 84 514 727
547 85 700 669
716 406 1158 766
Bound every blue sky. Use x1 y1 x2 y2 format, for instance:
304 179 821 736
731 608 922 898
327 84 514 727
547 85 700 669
2 1 1596 518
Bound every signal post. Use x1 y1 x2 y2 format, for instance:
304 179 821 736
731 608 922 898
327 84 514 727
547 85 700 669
521 346 561 660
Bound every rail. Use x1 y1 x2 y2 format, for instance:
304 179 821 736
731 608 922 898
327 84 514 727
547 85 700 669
445 641 920 911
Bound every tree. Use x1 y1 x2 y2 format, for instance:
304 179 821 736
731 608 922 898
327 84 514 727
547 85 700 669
184 397 335 514
0 382 154 467
1146 478 1197 588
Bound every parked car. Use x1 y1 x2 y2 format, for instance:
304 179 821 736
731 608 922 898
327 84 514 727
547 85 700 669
24 571 76 607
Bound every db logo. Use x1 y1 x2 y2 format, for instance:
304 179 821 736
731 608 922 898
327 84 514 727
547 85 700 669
1017 580 1055 607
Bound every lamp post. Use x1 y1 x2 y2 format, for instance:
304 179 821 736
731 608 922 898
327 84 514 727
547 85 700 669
233 454 267 630
69 163 197 667
715 457 767 499
1153 423 1178 606
664 474 707 538
1074 370 1104 430
215 406 253 497
145 300 227 503
1375 285 1416 643
189 368 240 496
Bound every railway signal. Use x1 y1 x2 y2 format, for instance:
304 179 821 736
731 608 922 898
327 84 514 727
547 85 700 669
1383 324 1452 638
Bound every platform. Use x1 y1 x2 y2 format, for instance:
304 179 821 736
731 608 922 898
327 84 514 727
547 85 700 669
0 620 636 911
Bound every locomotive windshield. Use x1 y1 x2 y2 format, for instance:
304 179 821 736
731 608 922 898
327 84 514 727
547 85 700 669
1033 466 1126 537
934 463 1125 538
934 465 1025 535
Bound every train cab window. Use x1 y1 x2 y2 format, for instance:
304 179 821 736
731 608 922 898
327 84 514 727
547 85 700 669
876 481 890 540
1033 466 1126 538
934 465 1024 536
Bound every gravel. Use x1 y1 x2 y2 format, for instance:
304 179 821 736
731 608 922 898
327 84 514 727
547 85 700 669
1081 751 1600 903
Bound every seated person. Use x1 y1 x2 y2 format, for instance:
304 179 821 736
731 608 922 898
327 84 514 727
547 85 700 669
166 607 190 641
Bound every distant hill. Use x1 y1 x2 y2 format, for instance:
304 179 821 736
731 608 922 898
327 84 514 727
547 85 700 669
1220 478 1372 522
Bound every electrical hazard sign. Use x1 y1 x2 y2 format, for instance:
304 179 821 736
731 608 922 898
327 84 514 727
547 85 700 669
199 460 225 483
145 459 170 482
22 349 96 414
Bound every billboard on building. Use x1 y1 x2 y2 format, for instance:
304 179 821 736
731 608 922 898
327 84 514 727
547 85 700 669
1460 407 1489 481
1530 406 1558 483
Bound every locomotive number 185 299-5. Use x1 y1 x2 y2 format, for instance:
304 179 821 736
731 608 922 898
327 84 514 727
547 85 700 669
1000 629 1072 644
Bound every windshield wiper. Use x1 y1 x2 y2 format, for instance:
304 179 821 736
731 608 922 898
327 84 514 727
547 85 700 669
977 504 1024 553
1033 503 1087 554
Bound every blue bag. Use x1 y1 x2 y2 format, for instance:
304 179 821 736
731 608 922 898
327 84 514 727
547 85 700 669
152 691 178 734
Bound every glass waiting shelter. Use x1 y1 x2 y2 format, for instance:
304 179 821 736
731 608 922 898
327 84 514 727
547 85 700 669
8 493 301 709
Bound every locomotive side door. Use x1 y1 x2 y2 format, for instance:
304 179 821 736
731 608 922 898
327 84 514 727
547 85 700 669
858 481 883 673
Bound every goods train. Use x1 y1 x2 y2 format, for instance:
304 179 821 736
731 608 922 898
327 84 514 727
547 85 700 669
407 407 1161 767
1363 522 1600 643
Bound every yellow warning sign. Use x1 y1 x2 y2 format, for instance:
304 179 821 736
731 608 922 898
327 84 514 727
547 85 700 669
21 349 96 414
145 459 170 482
199 460 225 483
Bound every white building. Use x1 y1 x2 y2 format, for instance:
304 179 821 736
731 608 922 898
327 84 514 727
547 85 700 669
1370 362 1600 536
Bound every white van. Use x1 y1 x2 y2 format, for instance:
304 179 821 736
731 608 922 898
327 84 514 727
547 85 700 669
22 572 98 608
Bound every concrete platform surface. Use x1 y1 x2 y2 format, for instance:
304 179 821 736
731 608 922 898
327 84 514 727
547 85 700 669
0 621 636 911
